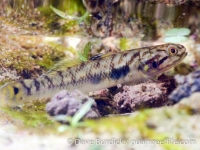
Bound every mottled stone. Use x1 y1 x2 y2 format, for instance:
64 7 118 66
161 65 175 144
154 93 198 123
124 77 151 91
46 90 100 120
113 75 176 113
169 69 200 103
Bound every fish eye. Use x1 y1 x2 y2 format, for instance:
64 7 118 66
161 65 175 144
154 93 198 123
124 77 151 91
171 48 176 53
168 46 178 55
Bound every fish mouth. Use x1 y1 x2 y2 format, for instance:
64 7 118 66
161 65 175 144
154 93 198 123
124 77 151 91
180 51 188 61
184 52 188 57
170 51 188 68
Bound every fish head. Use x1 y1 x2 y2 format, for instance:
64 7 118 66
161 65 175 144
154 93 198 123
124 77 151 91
139 43 187 77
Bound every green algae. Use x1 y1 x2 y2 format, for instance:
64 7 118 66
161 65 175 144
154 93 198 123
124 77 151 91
119 38 129 51
34 42 67 70
50 5 90 25
38 0 87 35
0 97 194 150
46 41 92 72
0 1 88 79
83 108 190 150
163 28 191 43
0 35 68 78
1 101 53 128
50 5 80 21
78 42 91 61
36 55 55 70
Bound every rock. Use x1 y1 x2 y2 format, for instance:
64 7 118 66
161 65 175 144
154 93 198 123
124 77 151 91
0 68 19 82
113 75 176 113
174 92 200 114
169 69 200 103
46 90 100 120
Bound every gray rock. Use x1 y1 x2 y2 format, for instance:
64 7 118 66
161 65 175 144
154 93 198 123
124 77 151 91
46 90 100 120
169 69 200 103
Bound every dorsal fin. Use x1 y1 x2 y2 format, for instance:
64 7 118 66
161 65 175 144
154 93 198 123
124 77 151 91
47 51 116 75
90 52 117 60
90 53 104 60
100 52 117 58
46 57 82 75
48 42 92 73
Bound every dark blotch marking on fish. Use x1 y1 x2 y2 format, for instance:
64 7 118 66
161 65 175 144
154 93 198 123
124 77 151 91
43 75 54 89
109 54 116 69
158 56 168 65
90 73 102 84
156 49 166 52
110 65 130 80
77 62 86 72
176 44 183 49
142 51 149 57
13 86 19 95
33 79 40 91
128 52 139 65
68 68 76 85
95 59 101 68
20 80 31 96
77 76 85 84
152 61 157 68
118 52 127 64
145 55 159 65
57 71 65 88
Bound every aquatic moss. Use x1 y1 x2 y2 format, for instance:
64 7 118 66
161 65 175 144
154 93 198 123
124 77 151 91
84 109 189 150
39 0 86 34
0 34 68 78
119 38 129 51
1 100 53 127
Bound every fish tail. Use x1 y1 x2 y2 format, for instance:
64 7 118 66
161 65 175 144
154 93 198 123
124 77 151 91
0 77 53 106
0 80 29 107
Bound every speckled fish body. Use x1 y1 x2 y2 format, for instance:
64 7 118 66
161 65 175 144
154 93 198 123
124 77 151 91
0 43 187 106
